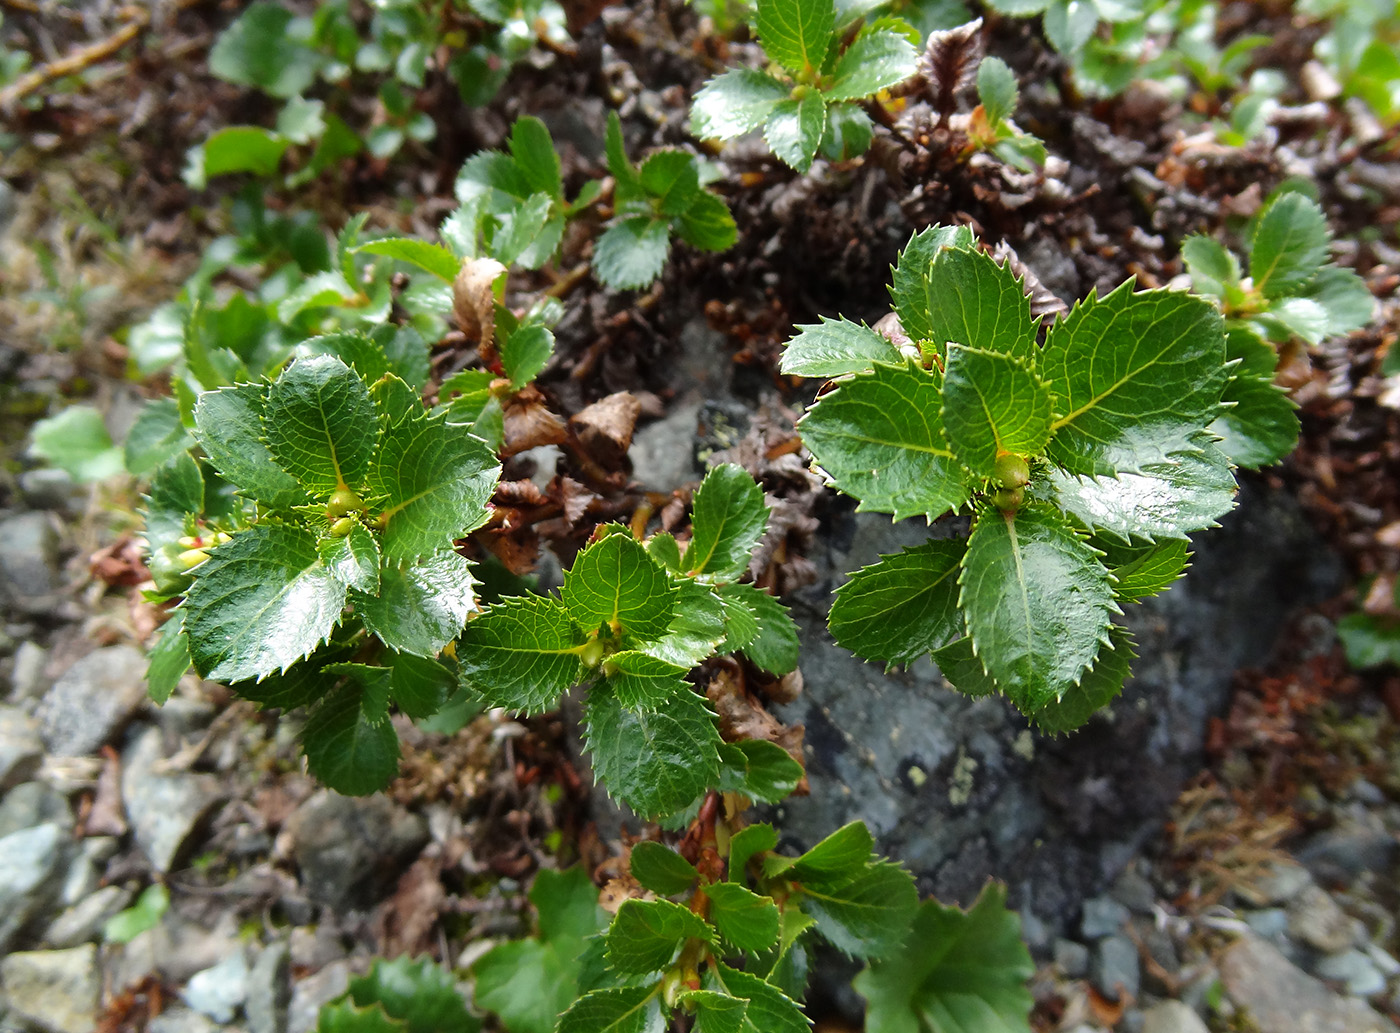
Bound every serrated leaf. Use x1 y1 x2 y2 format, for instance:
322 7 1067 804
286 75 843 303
1031 626 1135 733
705 963 811 1033
470 942 567 1033
756 0 835 76
1302 265 1374 336
890 226 978 347
389 652 454 719
1338 613 1400 669
231 653 341 711
144 452 204 547
639 150 702 217
675 192 737 252
942 345 1052 478
770 821 875 882
960 504 1117 711
730 584 801 675
265 355 378 497
1047 439 1237 541
354 551 477 657
642 580 727 667
707 882 781 953
681 991 748 1033
534 865 605 947
1044 0 1098 55
646 532 684 571
781 317 902 378
607 899 714 974
346 956 478 1033
798 359 972 521
605 651 691 710
208 1 316 97
315 999 403 1033
124 398 193 476
303 680 401 796
509 115 563 199
728 824 779 883
594 217 671 291
828 29 918 100
368 384 499 562
319 523 381 594
354 239 461 282
558 987 663 1033
630 842 700 896
1249 192 1329 299
296 332 392 386
458 595 587 713
798 860 918 958
931 637 999 698
924 247 1040 363
184 524 347 683
495 193 559 269
1211 368 1298 469
1181 235 1241 299
194 384 309 509
501 323 553 389
564 532 678 641
1042 284 1227 477
685 464 769 578
765 93 827 172
828 541 964 665
976 55 1018 125
585 681 721 818
1102 537 1189 601
691 69 788 140
821 101 874 161
718 587 761 653
718 739 804 804
146 612 191 705
855 883 1034 1033
1257 296 1330 344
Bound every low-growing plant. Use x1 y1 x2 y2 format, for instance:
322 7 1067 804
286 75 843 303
689 0 920 171
1183 186 1375 468
782 223 1237 725
1305 0 1400 125
963 54 1047 171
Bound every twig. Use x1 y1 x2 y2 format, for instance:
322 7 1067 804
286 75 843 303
0 11 146 110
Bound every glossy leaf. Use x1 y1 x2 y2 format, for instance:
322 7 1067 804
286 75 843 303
828 541 964 665
976 56 1018 125
718 739 805 803
941 345 1052 478
685 463 769 578
594 216 671 291
319 523 381 595
354 551 478 658
194 385 308 509
146 612 191 705
1030 626 1136 734
706 882 781 953
797 860 918 959
1249 191 1329 299
124 398 193 476
690 69 788 140
827 29 918 100
557 987 663 1033
457 595 588 713
642 580 727 667
887 225 980 352
780 317 902 378
605 651 691 710
302 680 400 796
1181 235 1241 299
755 0 835 76
705 964 810 1033
265 356 378 497
607 899 714 974
919 246 1039 363
563 531 678 642
354 239 461 282
731 586 801 675
765 93 827 172
1102 537 1190 601
345 956 478 1033
1211 369 1298 470
630 842 700 896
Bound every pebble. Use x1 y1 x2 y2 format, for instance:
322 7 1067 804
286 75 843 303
43 883 134 948
1055 937 1091 978
1250 860 1313 906
1140 1000 1210 1033
1298 822 1400 885
0 822 68 952
183 947 251 1023
1314 948 1388 997
0 704 43 791
0 779 71 838
0 511 61 610
1091 934 1141 1002
17 467 86 515
626 401 702 492
246 939 291 1033
1109 867 1158 914
1220 933 1398 1033
9 640 48 700
59 836 120 907
38 644 149 756
0 944 101 1033
1287 884 1363 954
1081 895 1132 939
284 791 428 910
286 961 352 1033
147 1005 221 1033
121 724 225 872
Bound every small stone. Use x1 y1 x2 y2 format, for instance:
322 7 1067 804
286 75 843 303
1287 884 1363 954
1054 938 1090 978
287 962 352 1033
1242 907 1290 940
0 512 61 610
17 468 85 515
10 641 48 700
147 1005 220 1033
1110 867 1158 914
0 779 72 838
1081 895 1132 939
1251 860 1313 906
38 645 149 756
0 822 68 952
58 836 120 907
109 913 244 992
1220 933 1398 1033
42 883 134 948
1140 1000 1210 1033
1298 823 1400 885
1091 934 1141 1002
0 944 101 1033
0 705 43 791
246 939 291 1033
285 791 428 910
1368 944 1400 977
627 401 703 493
183 948 250 1023
121 725 225 872
1315 948 1388 997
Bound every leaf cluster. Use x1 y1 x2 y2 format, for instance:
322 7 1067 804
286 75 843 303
965 54 1046 172
783 224 1236 724
690 0 919 170
317 955 479 1033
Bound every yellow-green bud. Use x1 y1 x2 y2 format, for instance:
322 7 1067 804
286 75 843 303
326 488 363 518
329 517 355 537
991 486 1024 512
994 453 1030 491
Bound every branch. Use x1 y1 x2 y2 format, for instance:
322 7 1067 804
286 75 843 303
0 11 147 111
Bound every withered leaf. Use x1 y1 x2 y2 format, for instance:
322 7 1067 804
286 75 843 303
570 391 641 468
453 257 507 354
919 18 984 119
502 391 568 458
992 241 1069 323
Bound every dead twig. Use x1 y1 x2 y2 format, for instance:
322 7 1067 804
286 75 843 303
0 11 146 110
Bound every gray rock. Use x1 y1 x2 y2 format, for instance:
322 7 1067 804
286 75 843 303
108 913 245 991
147 1006 221 1033
1251 860 1313 906
0 779 72 838
0 705 42 791
1091 934 1141 1002
121 724 225 871
247 940 291 1033
1243 907 1290 940
1081 896 1132 939
1297 821 1400 885
38 645 149 756
1220 933 1398 1033
284 791 428 910
0 944 100 1033
59 836 120 907
9 640 48 700
1314 948 1388 997
1109 866 1158 914
17 468 85 515
183 947 251 1023
1140 1000 1209 1033
0 511 61 611
0 822 68 952
628 401 702 492
42 883 134 948
1288 884 1363 954
1368 943 1400 977
1054 938 1090 978
287 962 352 1033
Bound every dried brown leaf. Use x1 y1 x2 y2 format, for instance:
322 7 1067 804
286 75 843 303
919 18 983 119
992 241 1069 323
374 854 446 957
453 257 507 354
571 391 641 468
502 394 568 458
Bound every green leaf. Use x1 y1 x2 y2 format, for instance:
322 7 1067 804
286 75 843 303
1249 191 1329 299
296 332 392 386
959 504 1117 711
798 860 918 958
319 523 381 594
1338 613 1400 669
316 999 403 1033
458 595 587 713
509 115 563 199
820 102 874 161
1257 296 1330 344
143 453 204 548
1211 368 1298 470
690 69 788 140
28 406 124 481
920 247 1040 363
347 956 478 1033
707 882 781 953
184 524 347 683
798 359 972 522
976 56 1019 125
124 398 193 476
1102 537 1189 601
647 534 682 571
640 151 702 217
501 323 554 389
685 464 769 578
718 587 760 653
718 739 804 803
103 884 170 945
630 842 700 896
642 580 727 667
605 651 691 709
369 382 499 563
828 28 918 100
194 384 309 509
780 317 902 378
276 95 324 144
732 585 801 675
889 225 978 348
585 681 721 819
534 865 605 947
354 551 478 657
1044 0 1098 55
558 987 663 1033
607 899 714 974
563 531 678 641
765 93 827 172
1031 625 1136 733
931 637 999 699
941 345 1052 478
855 883 1034 1033
208 2 317 98
675 192 737 252
728 824 778 883
303 680 401 796
769 821 875 883
594 216 671 291
681 991 748 1033
193 127 290 185
265 355 378 497
354 239 461 282
1042 284 1227 476
1302 265 1374 336
494 192 557 268
828 541 964 664
756 0 835 76
389 652 454 719
1181 235 1241 299
604 111 642 194
705 964 810 1033
146 612 191 705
